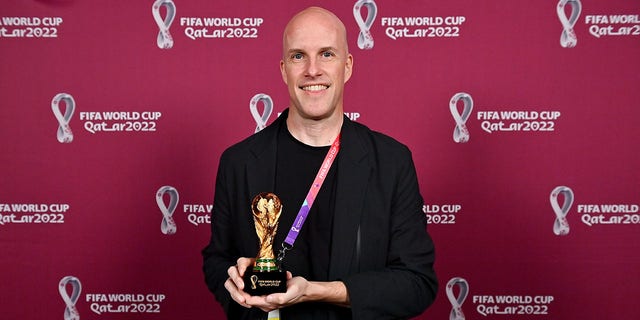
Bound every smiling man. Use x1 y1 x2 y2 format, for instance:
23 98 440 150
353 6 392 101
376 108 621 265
202 7 437 320
280 7 352 147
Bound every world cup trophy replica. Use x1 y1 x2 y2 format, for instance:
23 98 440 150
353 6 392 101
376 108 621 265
243 192 287 295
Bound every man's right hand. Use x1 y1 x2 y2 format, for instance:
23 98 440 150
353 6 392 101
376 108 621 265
224 257 255 308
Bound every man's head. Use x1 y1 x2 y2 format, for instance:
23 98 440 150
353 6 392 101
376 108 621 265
280 7 353 121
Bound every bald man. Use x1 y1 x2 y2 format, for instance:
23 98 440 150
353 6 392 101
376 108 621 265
202 7 437 319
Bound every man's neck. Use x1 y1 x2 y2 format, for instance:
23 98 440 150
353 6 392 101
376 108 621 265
286 111 343 147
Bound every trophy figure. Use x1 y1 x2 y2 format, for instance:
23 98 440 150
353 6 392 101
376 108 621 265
243 192 287 295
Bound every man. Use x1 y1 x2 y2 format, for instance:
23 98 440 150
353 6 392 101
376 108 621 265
202 6 437 319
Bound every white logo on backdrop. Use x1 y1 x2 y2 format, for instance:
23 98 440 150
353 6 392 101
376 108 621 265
52 93 75 143
249 93 273 133
156 186 179 234
450 92 473 143
557 0 581 48
446 277 469 320
353 0 377 49
550 186 574 235
152 0 176 49
59 276 81 320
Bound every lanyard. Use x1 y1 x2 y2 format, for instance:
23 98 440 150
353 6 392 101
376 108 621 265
277 133 341 266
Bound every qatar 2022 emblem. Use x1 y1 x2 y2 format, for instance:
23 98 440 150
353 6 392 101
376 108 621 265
557 0 581 48
156 185 179 234
152 0 176 49
353 0 377 50
550 186 574 235
51 93 75 143
446 277 469 320
450 92 473 143
249 93 273 133
59 276 81 320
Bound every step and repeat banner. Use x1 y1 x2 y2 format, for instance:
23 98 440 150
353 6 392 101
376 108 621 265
1 0 638 319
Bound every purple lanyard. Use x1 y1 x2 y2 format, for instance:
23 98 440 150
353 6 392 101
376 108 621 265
277 133 341 265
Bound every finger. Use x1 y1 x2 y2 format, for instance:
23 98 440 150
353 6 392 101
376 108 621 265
224 278 251 308
227 264 239 278
265 293 286 305
267 276 307 307
236 257 255 276
228 266 245 290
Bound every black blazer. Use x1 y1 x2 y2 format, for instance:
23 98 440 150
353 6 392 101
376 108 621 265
203 109 437 319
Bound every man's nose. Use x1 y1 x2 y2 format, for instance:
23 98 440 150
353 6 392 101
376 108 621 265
305 58 322 77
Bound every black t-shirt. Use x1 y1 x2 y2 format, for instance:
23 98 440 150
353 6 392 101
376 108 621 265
273 123 338 282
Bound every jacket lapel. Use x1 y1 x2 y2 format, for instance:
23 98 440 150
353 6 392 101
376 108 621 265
246 112 284 201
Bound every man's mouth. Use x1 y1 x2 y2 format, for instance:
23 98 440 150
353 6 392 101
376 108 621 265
300 84 329 91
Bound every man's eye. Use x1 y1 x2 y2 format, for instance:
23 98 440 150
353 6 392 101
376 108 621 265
292 53 303 60
322 52 333 58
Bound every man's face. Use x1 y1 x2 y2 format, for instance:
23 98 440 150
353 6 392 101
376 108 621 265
280 12 353 120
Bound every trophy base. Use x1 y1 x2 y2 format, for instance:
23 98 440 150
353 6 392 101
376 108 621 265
243 269 287 295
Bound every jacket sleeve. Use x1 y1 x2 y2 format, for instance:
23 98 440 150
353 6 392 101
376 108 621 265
201 150 236 313
343 146 438 319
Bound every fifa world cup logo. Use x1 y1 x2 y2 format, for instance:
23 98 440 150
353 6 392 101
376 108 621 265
52 93 75 143
557 0 581 48
156 185 179 235
450 92 473 143
152 0 176 49
59 276 81 320
353 0 377 50
550 186 574 235
446 277 469 320
249 93 273 133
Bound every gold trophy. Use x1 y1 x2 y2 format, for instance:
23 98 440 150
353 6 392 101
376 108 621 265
243 192 287 295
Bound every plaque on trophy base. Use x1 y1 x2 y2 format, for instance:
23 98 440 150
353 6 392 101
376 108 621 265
244 268 287 296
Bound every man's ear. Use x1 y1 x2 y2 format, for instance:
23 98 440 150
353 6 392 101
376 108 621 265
280 60 287 84
344 54 353 83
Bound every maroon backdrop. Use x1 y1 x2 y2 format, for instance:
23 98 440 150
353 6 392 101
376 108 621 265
1 0 639 319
